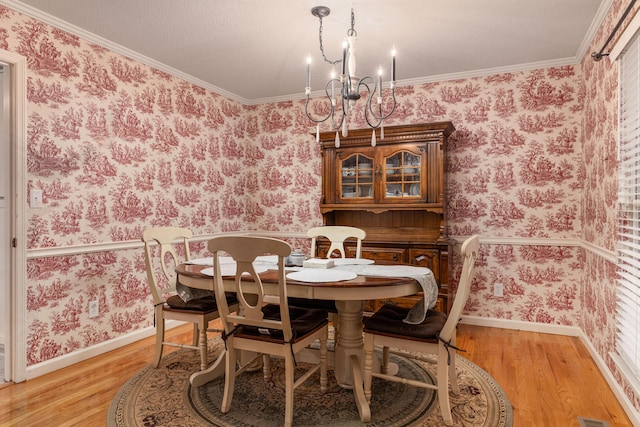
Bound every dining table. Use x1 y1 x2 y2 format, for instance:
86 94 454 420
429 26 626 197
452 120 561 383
175 256 438 421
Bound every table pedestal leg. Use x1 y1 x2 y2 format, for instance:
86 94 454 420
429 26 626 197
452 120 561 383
190 348 264 387
190 348 226 387
334 299 371 422
334 300 363 387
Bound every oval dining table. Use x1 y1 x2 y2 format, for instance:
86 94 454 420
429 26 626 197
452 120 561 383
175 262 422 422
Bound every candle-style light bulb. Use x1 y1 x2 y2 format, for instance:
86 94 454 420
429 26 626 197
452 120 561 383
331 69 336 103
377 66 383 98
306 56 312 89
341 40 348 75
391 48 396 82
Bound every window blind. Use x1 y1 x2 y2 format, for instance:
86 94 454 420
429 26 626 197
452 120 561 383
618 29 640 381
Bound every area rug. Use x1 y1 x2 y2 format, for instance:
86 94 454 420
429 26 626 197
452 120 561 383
108 338 512 427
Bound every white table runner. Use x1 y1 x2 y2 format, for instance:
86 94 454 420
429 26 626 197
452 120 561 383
286 269 357 282
333 264 438 324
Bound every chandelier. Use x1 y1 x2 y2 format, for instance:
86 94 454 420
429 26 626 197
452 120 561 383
304 6 397 147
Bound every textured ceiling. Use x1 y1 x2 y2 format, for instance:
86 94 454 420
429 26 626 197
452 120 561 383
3 0 610 104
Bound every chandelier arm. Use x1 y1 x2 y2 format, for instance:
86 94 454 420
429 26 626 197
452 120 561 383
331 107 346 131
329 80 347 131
357 78 382 128
364 88 382 129
361 76 397 128
356 77 372 99
305 79 347 132
304 95 333 126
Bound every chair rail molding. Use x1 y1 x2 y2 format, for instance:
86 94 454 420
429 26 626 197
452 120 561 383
25 235 600 258
25 231 309 258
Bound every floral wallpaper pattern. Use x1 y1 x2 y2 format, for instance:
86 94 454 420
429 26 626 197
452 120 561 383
580 0 639 410
0 0 637 412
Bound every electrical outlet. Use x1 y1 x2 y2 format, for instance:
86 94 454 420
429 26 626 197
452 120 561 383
30 189 43 208
494 282 504 298
89 300 99 318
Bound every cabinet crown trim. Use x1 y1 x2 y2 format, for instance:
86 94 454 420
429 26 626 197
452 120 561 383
317 122 455 149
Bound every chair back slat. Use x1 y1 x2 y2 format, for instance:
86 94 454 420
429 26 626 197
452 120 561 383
142 226 193 304
307 226 366 258
440 235 479 340
208 236 292 340
233 259 266 322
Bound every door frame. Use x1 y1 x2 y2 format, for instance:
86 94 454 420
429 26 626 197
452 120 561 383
1 49 27 383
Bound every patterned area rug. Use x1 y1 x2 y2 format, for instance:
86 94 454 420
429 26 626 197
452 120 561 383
108 338 512 427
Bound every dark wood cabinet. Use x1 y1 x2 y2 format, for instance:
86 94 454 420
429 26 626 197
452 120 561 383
316 122 455 313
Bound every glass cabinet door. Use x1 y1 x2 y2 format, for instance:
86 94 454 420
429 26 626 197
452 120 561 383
340 154 374 199
383 150 422 198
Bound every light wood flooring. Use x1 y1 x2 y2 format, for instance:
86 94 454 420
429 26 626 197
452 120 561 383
0 323 633 426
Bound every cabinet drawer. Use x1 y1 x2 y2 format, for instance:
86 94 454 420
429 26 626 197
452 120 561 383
374 294 445 313
364 300 377 313
359 247 406 263
409 248 439 283
377 294 422 310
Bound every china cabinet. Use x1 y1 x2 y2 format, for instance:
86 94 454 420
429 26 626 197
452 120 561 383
316 122 455 313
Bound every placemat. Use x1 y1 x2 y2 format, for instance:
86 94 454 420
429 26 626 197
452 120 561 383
286 269 358 283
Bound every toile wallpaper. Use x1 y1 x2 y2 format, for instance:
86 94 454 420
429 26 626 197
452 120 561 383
0 0 637 412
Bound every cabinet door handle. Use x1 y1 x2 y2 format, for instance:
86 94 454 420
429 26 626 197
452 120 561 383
393 254 398 261
375 165 382 178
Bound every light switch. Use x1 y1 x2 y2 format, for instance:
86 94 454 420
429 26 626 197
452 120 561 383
30 189 43 208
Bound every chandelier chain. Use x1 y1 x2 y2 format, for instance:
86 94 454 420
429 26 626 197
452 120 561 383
317 8 357 66
347 8 356 37
318 16 341 66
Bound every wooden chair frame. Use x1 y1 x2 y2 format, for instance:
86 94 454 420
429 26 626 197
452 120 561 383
142 226 229 370
362 235 479 425
307 225 366 259
209 235 328 427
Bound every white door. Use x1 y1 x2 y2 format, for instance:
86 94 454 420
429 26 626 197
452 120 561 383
0 64 9 383
0 50 28 384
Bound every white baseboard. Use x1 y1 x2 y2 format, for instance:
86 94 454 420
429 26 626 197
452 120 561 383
461 315 640 426
25 320 183 380
460 315 581 336
578 331 640 427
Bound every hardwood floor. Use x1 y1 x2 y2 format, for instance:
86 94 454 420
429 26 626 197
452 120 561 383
0 323 633 426
456 325 632 427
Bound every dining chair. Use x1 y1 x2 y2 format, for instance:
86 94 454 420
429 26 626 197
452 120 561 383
208 235 328 427
307 225 366 258
362 234 479 425
142 226 237 371
292 226 367 336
